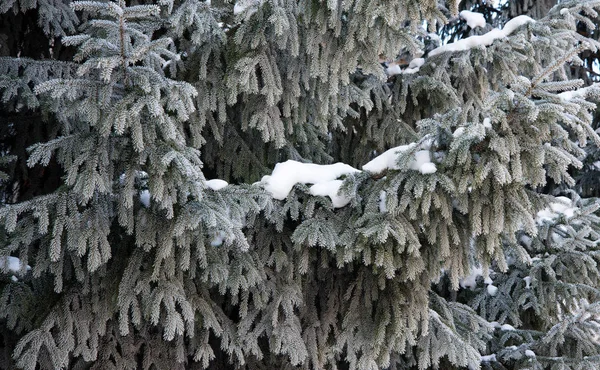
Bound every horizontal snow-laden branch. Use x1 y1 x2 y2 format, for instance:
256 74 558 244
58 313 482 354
141 142 437 209
386 14 534 75
558 83 600 101
429 16 535 57
259 140 437 208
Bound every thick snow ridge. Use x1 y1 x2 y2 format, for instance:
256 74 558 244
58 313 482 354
261 142 438 207
429 15 534 57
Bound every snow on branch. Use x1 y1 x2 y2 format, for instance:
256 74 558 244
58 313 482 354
261 161 360 204
429 15 535 57
558 83 600 101
460 10 486 29
260 140 437 208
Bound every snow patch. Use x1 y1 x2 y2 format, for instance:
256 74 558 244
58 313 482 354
487 284 498 296
460 264 493 289
408 58 425 69
0 256 30 274
489 321 501 328
428 33 441 43
460 266 482 289
481 354 496 362
210 231 226 247
309 180 351 208
483 117 492 129
386 58 425 75
403 58 425 74
500 324 516 331
0 256 21 273
429 15 534 57
262 160 359 203
205 179 228 190
536 196 577 225
233 0 262 15
453 127 465 137
420 162 437 174
379 190 387 213
386 63 402 76
460 10 486 29
524 276 531 289
363 145 436 175
558 83 600 101
140 190 151 208
525 350 536 358
363 144 415 173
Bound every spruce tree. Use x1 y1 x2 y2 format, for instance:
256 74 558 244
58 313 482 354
1 0 600 369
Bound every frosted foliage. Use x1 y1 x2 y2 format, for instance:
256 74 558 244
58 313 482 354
2 0 600 369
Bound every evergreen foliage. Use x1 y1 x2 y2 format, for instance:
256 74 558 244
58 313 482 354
1 0 600 369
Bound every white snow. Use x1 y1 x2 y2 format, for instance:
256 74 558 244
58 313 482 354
460 10 486 29
363 144 415 173
263 140 438 205
428 33 441 43
362 145 436 175
140 190 151 208
402 58 425 74
402 67 419 75
386 63 402 76
420 162 437 174
379 190 387 213
262 160 359 202
481 354 496 362
386 58 425 75
0 256 21 272
414 150 437 174
489 321 501 328
460 266 482 289
500 324 516 331
210 231 226 247
408 58 425 69
453 127 465 137
233 0 262 15
558 83 600 101
536 196 577 224
0 256 30 274
205 179 228 190
233 2 246 14
525 350 536 358
429 15 535 57
309 180 351 208
483 117 492 129
560 8 569 15
460 265 493 289
524 276 531 289
487 284 498 296
501 15 535 35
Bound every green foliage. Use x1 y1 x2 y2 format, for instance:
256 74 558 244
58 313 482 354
1 0 600 369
